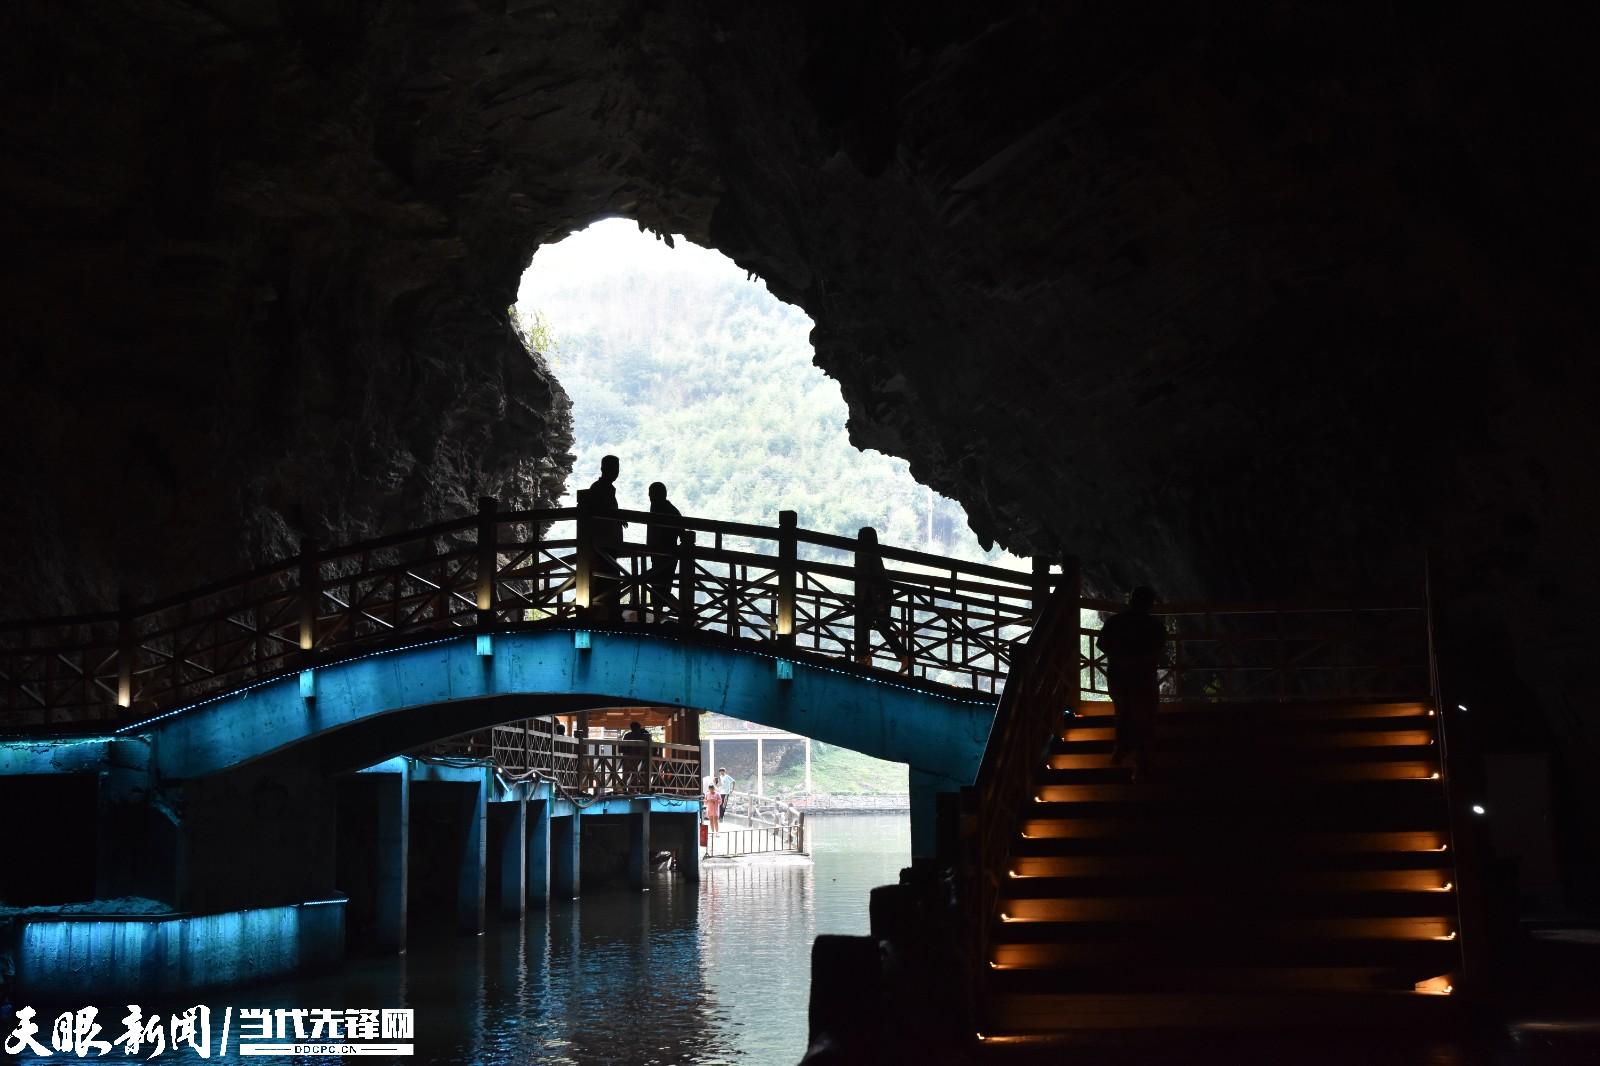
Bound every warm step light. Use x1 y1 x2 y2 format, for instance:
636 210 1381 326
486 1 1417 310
1440 882 1454 892
1436 931 1458 941
999 912 1013 922
1008 869 1020 879
1430 772 1440 780
1414 975 1454 995
1471 804 1486 815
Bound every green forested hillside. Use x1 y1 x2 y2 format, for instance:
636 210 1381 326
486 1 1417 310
515 220 1026 568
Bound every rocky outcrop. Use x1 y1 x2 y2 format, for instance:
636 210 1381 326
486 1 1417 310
2 3 1597 879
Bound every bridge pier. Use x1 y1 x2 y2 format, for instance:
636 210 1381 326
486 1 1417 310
464 765 486 928
909 768 966 862
527 799 551 906
552 811 581 898
456 770 488 934
343 761 412 952
495 796 527 920
374 769 409 951
679 813 701 882
627 804 651 889
96 760 178 904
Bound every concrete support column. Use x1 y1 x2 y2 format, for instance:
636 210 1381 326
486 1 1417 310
551 814 581 898
95 763 177 905
527 799 551 907
909 768 965 862
375 771 409 952
498 796 527 920
680 812 701 883
628 806 651 889
458 771 487 934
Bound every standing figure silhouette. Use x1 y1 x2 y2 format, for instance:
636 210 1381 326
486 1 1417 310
1097 586 1166 781
855 527 911 674
586 455 627 620
646 481 682 619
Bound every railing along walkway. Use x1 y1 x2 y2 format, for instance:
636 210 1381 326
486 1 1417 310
721 791 804 827
707 821 807 858
0 494 1434 732
0 497 1048 728
430 721 701 798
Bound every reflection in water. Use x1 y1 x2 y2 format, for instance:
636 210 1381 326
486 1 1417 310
14 811 1599 1064
16 813 908 1065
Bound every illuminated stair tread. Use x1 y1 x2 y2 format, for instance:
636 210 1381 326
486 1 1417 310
975 695 1464 1039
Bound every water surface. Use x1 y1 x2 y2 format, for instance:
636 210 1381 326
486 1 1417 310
12 813 906 1065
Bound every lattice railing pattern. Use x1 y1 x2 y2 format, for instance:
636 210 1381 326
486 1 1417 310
1079 599 1430 703
0 497 1432 732
439 721 700 797
1 500 1046 729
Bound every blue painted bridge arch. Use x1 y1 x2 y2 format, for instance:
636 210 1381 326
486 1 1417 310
132 626 998 786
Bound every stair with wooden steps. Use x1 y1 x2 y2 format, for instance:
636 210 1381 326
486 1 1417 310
977 698 1464 1043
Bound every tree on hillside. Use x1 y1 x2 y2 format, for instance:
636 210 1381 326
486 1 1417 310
518 232 1027 570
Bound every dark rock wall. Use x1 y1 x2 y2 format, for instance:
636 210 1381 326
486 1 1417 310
0 0 577 614
2 4 1597 876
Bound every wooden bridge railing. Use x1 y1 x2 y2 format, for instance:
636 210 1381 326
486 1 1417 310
1079 598 1432 703
432 720 702 798
0 491 1436 732
0 498 1047 728
960 566 1083 1016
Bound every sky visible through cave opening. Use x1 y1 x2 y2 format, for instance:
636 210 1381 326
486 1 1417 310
515 218 1023 569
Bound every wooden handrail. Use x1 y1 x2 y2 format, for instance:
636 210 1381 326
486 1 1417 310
960 558 1081 1011
1 500 1432 730
1080 596 1427 616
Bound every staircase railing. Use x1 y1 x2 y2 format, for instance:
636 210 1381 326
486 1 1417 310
1424 555 1476 988
1078 597 1432 703
959 558 1081 1008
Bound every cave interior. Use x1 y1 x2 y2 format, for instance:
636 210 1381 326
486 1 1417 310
2 0 1597 954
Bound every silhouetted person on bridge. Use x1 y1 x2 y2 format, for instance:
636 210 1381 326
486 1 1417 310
623 719 651 790
586 455 627 620
646 481 682 619
855 527 911 674
1098 586 1166 781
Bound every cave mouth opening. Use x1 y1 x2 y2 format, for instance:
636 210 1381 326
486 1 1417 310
514 217 1023 569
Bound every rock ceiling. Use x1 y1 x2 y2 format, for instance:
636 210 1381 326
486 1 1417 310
2 2 1596 847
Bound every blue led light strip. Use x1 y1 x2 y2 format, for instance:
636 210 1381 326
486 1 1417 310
110 625 996 737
